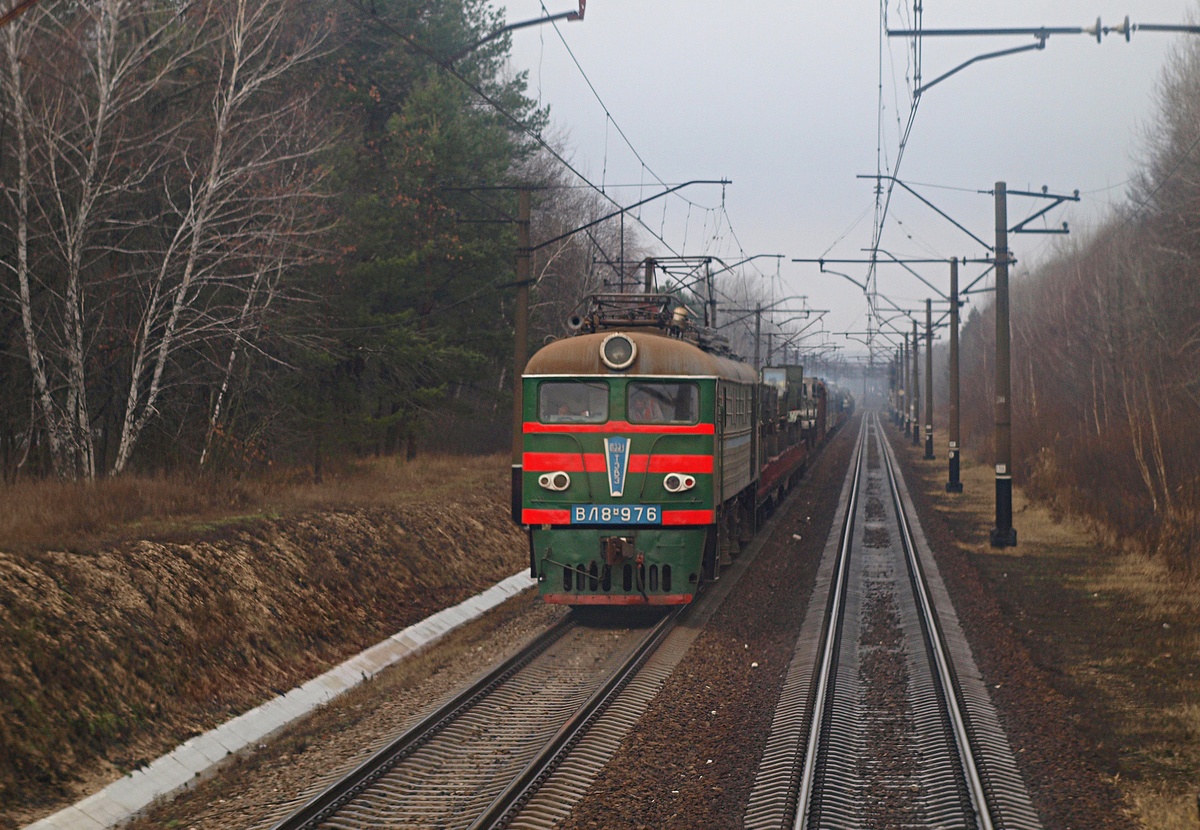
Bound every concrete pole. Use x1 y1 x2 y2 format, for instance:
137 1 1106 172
864 351 870 403
911 318 920 446
889 351 895 419
752 302 762 481
511 188 531 524
902 334 909 431
619 210 625 290
947 258 963 492
945 259 964 489
924 297 934 459
991 182 1018 546
707 260 717 327
754 302 762 373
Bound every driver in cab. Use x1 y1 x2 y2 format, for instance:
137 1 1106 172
630 389 664 422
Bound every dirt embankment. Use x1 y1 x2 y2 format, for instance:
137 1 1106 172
0 473 526 826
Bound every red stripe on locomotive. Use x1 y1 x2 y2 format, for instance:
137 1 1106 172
522 452 714 474
524 420 715 435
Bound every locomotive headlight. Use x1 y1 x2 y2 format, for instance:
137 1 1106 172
663 473 696 493
538 471 571 491
600 333 637 370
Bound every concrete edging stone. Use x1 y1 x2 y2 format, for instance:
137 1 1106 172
23 570 535 830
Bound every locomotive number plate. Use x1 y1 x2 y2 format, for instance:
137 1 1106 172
571 505 661 525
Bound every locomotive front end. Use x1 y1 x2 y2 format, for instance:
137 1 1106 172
520 330 729 605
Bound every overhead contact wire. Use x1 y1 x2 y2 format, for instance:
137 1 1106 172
540 0 765 279
344 0 685 257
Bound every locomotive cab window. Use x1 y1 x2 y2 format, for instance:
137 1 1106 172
628 382 699 424
539 381 609 423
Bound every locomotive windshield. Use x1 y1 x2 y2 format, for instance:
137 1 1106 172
539 381 609 423
628 382 699 424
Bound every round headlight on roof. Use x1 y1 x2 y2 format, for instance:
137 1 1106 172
600 333 637 370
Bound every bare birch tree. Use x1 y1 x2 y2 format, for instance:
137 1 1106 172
0 0 330 478
1 1 201 477
0 20 62 471
111 0 330 473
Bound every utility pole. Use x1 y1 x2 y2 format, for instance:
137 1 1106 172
882 17 1193 526
511 187 531 523
753 302 762 372
619 211 625 289
864 350 871 403
924 297 934 459
700 261 710 326
990 182 1017 547
888 352 894 418
947 258 963 492
911 318 920 446
902 334 910 432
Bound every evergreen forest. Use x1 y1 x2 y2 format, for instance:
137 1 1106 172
0 0 626 480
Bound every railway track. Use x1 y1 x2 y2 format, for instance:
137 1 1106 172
746 411 1043 829
268 607 680 830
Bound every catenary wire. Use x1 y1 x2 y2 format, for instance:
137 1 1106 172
342 0 689 258
537 1 767 286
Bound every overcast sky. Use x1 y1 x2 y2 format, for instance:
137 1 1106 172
501 0 1197 361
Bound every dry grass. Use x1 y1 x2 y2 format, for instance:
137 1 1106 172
1125 782 1199 830
922 448 1094 557
273 453 506 512
1087 552 1200 621
0 453 508 554
911 447 1200 830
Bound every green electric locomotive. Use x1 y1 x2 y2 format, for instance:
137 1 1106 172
513 293 841 606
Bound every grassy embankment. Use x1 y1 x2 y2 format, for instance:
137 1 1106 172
0 454 524 827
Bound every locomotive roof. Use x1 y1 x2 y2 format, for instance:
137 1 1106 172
525 330 757 383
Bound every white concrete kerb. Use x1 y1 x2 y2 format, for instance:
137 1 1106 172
23 570 535 830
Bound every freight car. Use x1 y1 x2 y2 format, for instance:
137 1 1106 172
513 293 850 605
